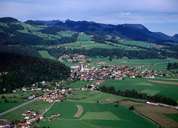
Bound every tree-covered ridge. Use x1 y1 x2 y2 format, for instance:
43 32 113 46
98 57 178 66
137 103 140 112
0 17 78 45
0 52 70 93
1 17 178 46
167 63 178 70
27 19 178 44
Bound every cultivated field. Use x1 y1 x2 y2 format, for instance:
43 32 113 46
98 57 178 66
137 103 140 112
38 101 157 128
0 90 42 113
101 78 178 102
0 99 51 121
90 57 177 71
120 100 178 128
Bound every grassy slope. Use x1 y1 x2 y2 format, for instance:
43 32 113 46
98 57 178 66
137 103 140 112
38 50 56 60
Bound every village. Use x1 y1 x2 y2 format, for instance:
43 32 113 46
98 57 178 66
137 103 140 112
71 64 157 81
11 87 71 128
58 54 159 81
39 88 71 103
59 54 88 63
0 54 177 128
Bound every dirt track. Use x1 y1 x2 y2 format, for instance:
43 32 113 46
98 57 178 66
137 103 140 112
74 105 84 118
149 80 178 86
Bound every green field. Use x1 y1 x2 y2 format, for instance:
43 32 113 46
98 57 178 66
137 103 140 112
38 100 157 128
118 40 157 49
166 114 178 122
0 90 43 113
59 41 116 49
90 57 177 71
68 90 123 103
1 100 50 121
0 101 25 113
38 50 56 60
81 111 119 120
78 32 92 41
101 79 178 102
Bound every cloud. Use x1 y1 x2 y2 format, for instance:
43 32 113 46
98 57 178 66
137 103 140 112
0 0 178 35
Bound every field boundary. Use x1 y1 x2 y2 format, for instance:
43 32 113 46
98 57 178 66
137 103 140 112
149 80 178 86
134 109 160 128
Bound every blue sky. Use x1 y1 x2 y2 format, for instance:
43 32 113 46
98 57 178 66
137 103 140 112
0 0 178 35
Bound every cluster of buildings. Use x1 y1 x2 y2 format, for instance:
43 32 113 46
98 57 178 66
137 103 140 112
59 54 88 63
81 80 104 91
39 89 69 103
71 64 157 81
17 111 43 128
0 120 12 128
0 72 8 77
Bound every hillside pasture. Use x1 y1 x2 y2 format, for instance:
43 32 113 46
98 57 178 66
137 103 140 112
38 50 56 60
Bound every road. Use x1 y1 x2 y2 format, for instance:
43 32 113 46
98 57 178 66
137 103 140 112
42 102 55 116
0 97 39 116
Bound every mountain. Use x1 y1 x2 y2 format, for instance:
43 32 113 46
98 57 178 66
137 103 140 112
173 34 178 38
173 34 178 41
0 17 178 46
0 17 18 23
26 19 177 44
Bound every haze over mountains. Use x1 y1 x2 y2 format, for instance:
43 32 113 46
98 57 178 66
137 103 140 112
0 17 178 46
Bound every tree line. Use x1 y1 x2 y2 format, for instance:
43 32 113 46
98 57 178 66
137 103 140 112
98 86 177 106
167 62 178 70
49 47 178 59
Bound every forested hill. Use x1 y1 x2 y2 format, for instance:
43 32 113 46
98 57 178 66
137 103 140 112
0 52 70 93
0 17 178 46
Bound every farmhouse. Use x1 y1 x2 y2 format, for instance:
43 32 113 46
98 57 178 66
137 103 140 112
17 111 43 128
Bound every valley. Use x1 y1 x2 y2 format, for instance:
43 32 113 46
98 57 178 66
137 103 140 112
0 17 178 128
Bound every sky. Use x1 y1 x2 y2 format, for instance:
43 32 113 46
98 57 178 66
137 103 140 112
0 0 178 35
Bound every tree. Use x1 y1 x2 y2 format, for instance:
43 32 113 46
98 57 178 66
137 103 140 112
109 56 112 61
129 106 134 111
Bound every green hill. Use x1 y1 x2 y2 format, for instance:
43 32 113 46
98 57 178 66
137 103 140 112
0 52 70 93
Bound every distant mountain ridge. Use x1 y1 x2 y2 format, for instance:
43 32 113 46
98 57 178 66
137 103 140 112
173 34 178 41
26 19 177 43
0 17 177 45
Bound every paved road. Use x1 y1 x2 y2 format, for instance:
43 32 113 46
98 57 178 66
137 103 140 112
0 97 39 116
